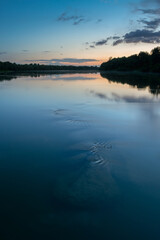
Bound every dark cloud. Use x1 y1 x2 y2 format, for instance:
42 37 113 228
137 7 160 30
95 39 108 46
86 36 120 48
22 50 29 52
124 29 160 43
57 12 81 21
90 45 95 48
138 8 160 15
113 29 160 45
25 58 98 64
112 36 120 40
87 28 160 48
57 12 102 26
85 0 160 48
113 39 123 46
57 12 86 25
73 18 85 25
139 18 160 30
52 58 98 63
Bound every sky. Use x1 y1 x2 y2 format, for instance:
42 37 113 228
0 0 160 65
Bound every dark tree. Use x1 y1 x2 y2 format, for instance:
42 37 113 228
100 47 160 73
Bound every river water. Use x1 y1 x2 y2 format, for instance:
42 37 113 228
0 72 160 240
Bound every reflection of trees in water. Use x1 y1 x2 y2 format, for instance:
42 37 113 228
149 86 160 96
0 73 42 82
0 71 97 82
1 72 160 96
0 75 17 81
100 72 160 96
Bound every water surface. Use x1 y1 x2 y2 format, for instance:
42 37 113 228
0 73 160 240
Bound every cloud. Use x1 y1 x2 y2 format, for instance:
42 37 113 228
52 58 98 63
95 39 108 46
138 18 160 30
0 52 7 55
57 11 101 26
113 39 123 46
73 18 85 25
87 0 160 48
22 50 29 52
137 7 160 30
86 28 160 48
57 12 80 21
57 12 87 25
112 29 160 45
25 58 99 65
112 36 120 40
138 8 160 15
86 36 120 48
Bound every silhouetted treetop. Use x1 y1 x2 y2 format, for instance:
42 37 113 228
100 47 160 73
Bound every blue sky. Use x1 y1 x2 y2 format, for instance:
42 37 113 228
0 0 160 65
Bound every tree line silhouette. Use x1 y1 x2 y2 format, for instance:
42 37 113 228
100 47 160 73
0 62 98 72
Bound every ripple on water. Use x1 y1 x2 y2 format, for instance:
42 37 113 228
70 141 113 167
51 109 118 210
89 141 112 166
50 141 117 210
53 108 90 128
53 108 68 115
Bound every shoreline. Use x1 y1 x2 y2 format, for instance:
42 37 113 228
0 69 99 76
1 69 160 76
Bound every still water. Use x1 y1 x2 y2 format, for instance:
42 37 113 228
0 73 160 240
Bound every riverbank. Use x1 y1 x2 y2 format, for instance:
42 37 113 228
0 69 99 75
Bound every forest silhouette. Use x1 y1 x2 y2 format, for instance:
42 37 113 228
100 47 160 73
0 62 98 72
